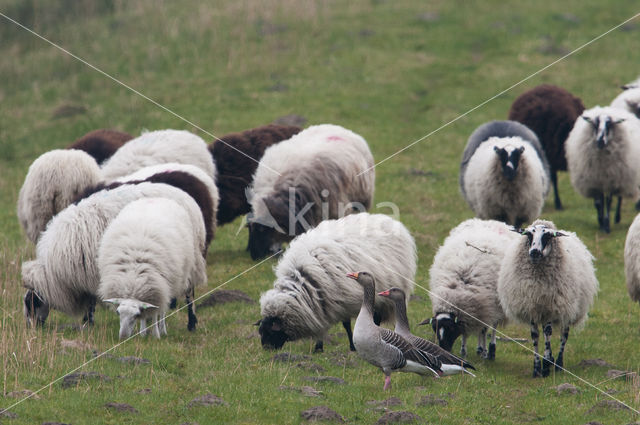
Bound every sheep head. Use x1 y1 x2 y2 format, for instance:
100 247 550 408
418 312 461 352
493 145 524 181
22 260 50 327
517 223 567 264
256 316 289 349
104 298 158 339
582 114 626 149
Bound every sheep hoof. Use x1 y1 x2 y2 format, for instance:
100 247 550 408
313 340 324 353
487 343 496 360
476 346 485 356
532 359 542 378
541 354 554 377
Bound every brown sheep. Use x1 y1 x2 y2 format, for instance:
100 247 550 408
209 124 301 225
67 129 133 165
508 84 585 210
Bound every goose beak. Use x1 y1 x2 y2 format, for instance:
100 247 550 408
346 272 359 280
378 290 390 297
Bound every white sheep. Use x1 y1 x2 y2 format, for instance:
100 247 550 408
17 149 101 243
497 219 598 377
565 106 640 233
247 124 375 260
424 218 519 359
257 213 415 352
611 88 640 119
460 120 550 227
22 182 205 327
624 213 640 304
99 197 207 339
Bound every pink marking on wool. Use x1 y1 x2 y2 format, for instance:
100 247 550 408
327 135 344 141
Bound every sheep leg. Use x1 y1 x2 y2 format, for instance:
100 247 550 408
159 314 167 335
186 289 197 331
476 327 487 357
460 333 467 358
82 297 96 326
531 322 542 378
604 194 613 232
551 170 563 210
342 321 356 351
636 198 640 212
487 327 496 360
615 196 622 224
541 322 554 377
556 327 569 371
151 313 161 339
169 298 177 309
314 340 324 353
139 317 147 336
594 195 606 232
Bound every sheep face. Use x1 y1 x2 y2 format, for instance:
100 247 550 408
247 222 282 260
104 298 158 339
581 114 626 149
430 313 462 352
257 316 289 349
23 290 50 327
493 145 524 181
520 224 567 264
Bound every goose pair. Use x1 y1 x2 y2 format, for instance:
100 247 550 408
348 271 474 390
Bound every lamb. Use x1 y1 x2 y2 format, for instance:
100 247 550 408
422 218 519 359
98 197 207 339
508 84 585 210
209 124 301 225
257 213 415 352
460 120 550 227
624 213 640 304
247 124 375 260
22 182 206 327
565 106 640 232
611 88 640 119
17 149 102 243
67 129 133 165
497 219 598 377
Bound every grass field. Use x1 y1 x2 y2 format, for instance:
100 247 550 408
2 0 640 423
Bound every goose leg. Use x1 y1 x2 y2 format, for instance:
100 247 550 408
531 322 542 377
615 196 622 224
383 374 392 391
460 333 467 358
556 327 569 371
476 327 487 357
487 327 496 360
342 321 356 351
541 322 554 377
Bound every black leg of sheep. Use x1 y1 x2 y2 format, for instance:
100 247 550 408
82 297 96 326
551 170 563 210
342 321 356 351
556 327 569 371
187 289 197 331
314 340 323 353
541 322 555 377
594 194 609 233
531 322 542 377
615 196 622 224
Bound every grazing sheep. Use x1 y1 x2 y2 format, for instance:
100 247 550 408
99 197 207 339
248 124 375 260
423 218 519 359
22 182 206 327
565 106 640 232
508 84 585 210
611 88 640 119
460 120 550 227
497 219 598 377
67 129 133 165
101 129 216 182
17 149 102 243
624 213 640 303
210 124 301 225
257 213 415 352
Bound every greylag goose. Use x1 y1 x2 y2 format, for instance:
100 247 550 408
378 287 475 374
349 271 450 390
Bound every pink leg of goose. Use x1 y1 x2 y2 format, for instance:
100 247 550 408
383 375 392 391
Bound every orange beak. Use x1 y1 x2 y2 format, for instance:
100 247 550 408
346 272 359 280
378 290 390 297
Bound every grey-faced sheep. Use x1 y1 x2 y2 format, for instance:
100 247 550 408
460 120 550 227
247 124 375 260
611 88 640 119
22 181 206 327
99 197 207 339
497 219 598 377
257 213 415 352
565 106 640 232
508 84 585 210
624 213 640 304
422 218 518 359
67 129 133 165
209 124 301 226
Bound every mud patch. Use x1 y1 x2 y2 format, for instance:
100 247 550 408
6 389 40 400
62 371 111 388
188 393 228 408
579 358 614 368
377 411 423 424
300 405 344 422
198 290 255 308
105 402 138 413
554 383 579 395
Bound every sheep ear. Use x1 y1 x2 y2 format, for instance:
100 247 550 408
453 315 458 324
254 319 262 326
553 231 568 237
139 302 158 310
581 115 593 124
493 146 500 152
510 226 524 234
613 118 626 124
103 298 122 306
517 146 525 153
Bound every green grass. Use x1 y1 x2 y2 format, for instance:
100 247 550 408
2 0 640 423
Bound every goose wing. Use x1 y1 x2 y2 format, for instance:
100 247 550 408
380 328 441 375
409 334 475 370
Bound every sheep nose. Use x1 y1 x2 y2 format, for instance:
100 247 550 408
529 249 543 261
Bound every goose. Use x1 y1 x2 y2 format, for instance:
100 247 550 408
378 287 475 375
348 271 447 390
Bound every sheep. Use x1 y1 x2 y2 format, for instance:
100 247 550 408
98 197 207 339
611 88 640 119
497 219 598 377
257 213 415 353
460 120 550 227
67 129 133 165
624 213 640 304
101 129 216 182
565 106 640 233
422 218 519 359
508 84 585 210
22 181 206 327
17 149 102 243
209 124 301 226
247 124 375 260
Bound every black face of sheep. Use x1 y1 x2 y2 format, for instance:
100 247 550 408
493 146 524 181
23 289 50 327
520 225 567 264
247 222 282 260
425 313 461 352
257 316 289 349
582 115 626 149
